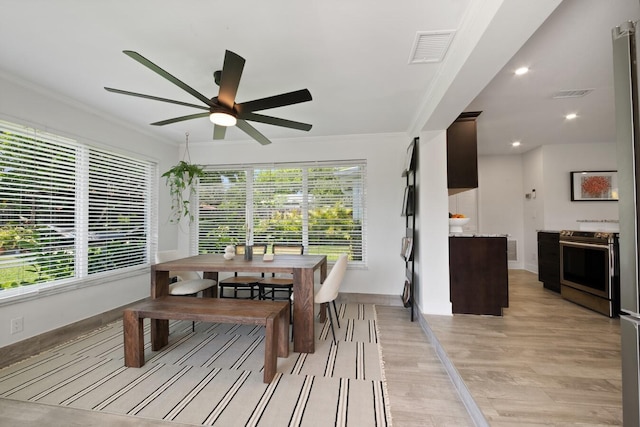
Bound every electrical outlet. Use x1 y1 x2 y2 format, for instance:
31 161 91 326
10 317 23 334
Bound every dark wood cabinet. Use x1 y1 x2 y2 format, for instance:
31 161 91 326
447 111 481 195
537 231 560 293
449 236 509 315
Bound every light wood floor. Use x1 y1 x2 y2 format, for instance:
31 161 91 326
423 269 622 426
377 306 475 426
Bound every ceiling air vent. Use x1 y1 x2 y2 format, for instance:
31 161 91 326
552 89 593 99
408 30 456 64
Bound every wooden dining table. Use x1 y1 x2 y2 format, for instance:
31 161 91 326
150 253 327 353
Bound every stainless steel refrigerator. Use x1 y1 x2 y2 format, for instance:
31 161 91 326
613 20 640 427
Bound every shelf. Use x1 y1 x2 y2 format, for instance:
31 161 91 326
401 137 418 321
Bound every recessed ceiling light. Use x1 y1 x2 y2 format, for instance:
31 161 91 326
515 67 529 76
565 113 577 120
512 141 521 147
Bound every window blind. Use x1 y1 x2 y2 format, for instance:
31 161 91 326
87 148 151 274
306 164 365 261
0 122 77 286
252 167 303 247
198 169 248 253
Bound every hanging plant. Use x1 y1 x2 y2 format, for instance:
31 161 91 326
161 132 204 224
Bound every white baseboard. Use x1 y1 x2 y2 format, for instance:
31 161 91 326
417 314 489 427
338 292 404 307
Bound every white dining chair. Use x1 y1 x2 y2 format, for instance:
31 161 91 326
155 250 217 331
314 253 348 344
155 250 217 295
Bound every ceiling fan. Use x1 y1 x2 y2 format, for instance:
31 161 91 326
105 50 312 145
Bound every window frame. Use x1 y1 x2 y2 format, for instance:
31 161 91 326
0 120 157 301
194 160 367 266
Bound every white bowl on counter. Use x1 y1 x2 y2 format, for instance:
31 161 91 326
449 217 470 233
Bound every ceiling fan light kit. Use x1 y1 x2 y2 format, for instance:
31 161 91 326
209 111 237 127
105 50 312 145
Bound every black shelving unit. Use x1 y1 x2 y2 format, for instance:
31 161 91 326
401 138 417 321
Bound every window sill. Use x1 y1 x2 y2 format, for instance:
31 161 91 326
0 265 149 307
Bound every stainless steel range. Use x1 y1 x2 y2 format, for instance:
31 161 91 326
559 230 619 317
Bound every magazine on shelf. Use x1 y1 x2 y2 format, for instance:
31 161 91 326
401 236 413 260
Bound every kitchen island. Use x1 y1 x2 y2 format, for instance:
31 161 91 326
449 234 509 315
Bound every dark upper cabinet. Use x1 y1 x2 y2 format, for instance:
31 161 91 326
447 111 481 195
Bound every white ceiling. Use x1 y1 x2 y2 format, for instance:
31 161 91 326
1 1 638 155
470 0 640 155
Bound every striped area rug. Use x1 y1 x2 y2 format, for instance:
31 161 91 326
0 303 391 426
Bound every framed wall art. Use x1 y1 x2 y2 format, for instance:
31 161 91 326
570 170 618 201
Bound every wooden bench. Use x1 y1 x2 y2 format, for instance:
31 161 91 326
123 296 289 383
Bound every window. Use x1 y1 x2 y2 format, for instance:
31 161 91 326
0 120 154 294
197 161 366 264
86 148 151 274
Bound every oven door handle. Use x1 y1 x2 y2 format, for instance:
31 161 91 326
560 241 610 250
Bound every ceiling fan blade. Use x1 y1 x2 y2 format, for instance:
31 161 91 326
235 89 312 114
151 112 210 126
104 87 209 110
239 112 312 131
123 50 215 108
236 119 272 145
217 50 245 109
213 124 227 140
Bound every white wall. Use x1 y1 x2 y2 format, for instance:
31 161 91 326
416 131 452 315
478 142 619 274
541 143 618 231
183 133 408 297
522 147 545 272
0 74 179 347
477 155 525 269
448 190 478 234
